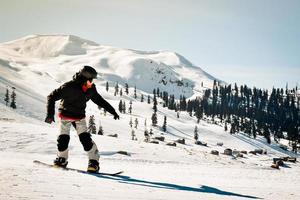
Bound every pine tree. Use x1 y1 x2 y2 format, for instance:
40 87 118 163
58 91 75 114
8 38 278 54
118 100 123 113
129 100 132 114
180 95 187 111
168 94 175 110
120 88 123 96
106 81 109 92
144 129 150 142
194 126 199 141
122 101 126 114
153 94 157 112
287 122 297 143
131 129 136 140
151 112 157 126
88 115 97 134
115 82 119 95
195 105 203 123
134 85 137 99
147 95 151 104
125 83 129 95
98 122 104 135
252 124 257 139
163 91 169 107
162 116 167 132
4 87 9 106
10 88 16 109
263 125 271 144
224 122 228 132
141 94 144 102
213 79 217 88
134 118 138 129
129 117 133 128
230 122 236 134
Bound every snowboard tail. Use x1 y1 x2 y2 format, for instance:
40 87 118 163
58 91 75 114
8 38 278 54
33 160 123 176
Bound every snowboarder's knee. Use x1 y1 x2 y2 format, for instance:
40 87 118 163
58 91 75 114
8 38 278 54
57 134 70 151
79 132 93 151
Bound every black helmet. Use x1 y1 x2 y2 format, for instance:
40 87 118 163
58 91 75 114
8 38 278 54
79 66 97 80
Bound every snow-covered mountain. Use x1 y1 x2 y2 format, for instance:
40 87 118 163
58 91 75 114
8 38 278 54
0 34 219 100
1 35 299 200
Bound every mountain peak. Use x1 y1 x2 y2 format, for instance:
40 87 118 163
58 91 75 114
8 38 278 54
0 34 220 98
1 34 98 58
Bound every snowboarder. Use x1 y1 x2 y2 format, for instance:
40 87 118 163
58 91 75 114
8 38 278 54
45 66 120 173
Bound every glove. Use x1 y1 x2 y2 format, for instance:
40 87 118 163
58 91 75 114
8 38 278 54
113 113 120 120
45 116 55 124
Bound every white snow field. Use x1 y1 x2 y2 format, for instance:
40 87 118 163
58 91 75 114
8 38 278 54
0 35 299 200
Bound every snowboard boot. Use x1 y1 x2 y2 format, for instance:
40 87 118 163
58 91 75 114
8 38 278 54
53 157 68 168
87 159 99 173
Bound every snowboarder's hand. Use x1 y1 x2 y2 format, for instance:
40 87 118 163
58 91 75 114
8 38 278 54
45 116 55 124
113 113 120 120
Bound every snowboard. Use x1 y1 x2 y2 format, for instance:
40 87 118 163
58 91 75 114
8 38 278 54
33 160 124 176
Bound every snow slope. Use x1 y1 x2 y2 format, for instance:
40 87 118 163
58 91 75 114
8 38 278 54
0 35 300 200
0 34 218 99
1 100 300 200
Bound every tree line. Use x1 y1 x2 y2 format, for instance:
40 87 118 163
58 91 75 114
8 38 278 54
4 86 17 109
171 80 299 145
101 81 300 146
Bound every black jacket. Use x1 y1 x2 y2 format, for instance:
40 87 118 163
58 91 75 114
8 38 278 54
46 74 116 119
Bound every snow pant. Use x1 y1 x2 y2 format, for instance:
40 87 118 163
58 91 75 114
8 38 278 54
56 118 99 162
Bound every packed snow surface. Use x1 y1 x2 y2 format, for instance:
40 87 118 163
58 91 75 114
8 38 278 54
0 35 299 200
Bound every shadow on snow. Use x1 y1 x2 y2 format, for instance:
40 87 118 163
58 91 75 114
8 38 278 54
89 173 261 199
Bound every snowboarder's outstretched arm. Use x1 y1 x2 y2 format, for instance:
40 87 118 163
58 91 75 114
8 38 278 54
45 84 65 123
90 85 119 120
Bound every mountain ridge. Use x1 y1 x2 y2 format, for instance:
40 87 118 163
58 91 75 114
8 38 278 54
0 34 221 99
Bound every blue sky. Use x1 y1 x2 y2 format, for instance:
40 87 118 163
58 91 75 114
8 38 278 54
0 0 299 89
